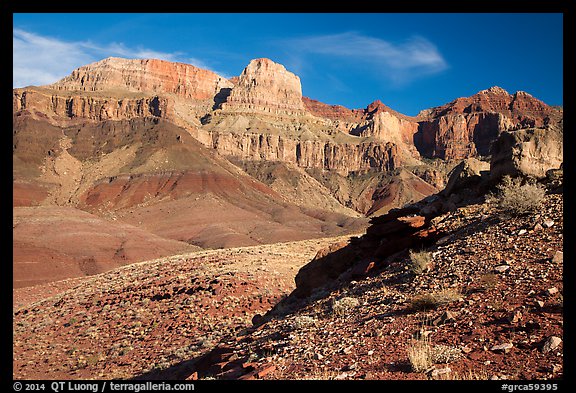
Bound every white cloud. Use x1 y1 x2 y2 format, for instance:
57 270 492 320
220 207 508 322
13 29 225 87
13 29 94 87
282 32 448 84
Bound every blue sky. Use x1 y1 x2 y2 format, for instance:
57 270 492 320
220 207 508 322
13 13 563 116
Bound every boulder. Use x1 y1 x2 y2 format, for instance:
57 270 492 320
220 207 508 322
442 158 490 196
490 125 563 179
541 336 562 353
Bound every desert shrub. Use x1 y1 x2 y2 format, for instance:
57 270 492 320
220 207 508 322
331 296 360 316
488 175 545 215
291 315 317 329
479 273 499 290
409 249 432 274
432 345 462 364
408 337 433 372
408 341 463 374
410 289 461 311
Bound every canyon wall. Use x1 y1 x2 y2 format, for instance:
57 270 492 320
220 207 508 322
191 128 399 175
13 88 173 122
47 57 233 101
13 57 562 176
415 86 562 160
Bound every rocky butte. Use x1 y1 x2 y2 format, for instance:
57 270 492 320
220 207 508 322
12 54 563 381
13 56 563 245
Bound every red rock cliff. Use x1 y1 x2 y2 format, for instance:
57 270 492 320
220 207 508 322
48 57 233 100
415 86 562 160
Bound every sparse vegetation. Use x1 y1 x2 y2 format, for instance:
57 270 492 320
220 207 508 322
479 273 499 290
331 296 360 316
488 175 546 215
407 336 433 373
408 335 463 374
410 288 461 311
409 249 433 274
431 367 490 380
290 315 317 329
432 345 462 364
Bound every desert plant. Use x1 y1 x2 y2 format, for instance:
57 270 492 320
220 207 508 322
410 288 461 311
331 296 360 316
407 336 433 373
432 345 463 364
488 175 545 215
409 249 432 274
479 273 499 290
291 315 317 329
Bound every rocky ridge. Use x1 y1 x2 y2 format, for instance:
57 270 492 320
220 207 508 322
415 86 562 160
48 57 233 101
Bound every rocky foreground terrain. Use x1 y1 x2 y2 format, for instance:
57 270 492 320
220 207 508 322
13 235 357 379
13 179 563 380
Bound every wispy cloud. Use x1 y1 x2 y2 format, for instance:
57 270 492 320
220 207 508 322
13 29 225 87
282 32 448 84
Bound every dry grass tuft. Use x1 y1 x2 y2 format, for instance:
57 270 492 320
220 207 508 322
331 297 360 316
408 336 464 374
407 336 433 373
409 249 432 274
410 288 461 311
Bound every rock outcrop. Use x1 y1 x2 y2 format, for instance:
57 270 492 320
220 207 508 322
13 87 172 123
293 205 441 298
220 58 305 116
192 128 399 175
443 158 490 196
490 125 563 179
415 86 562 160
48 57 233 101
302 97 362 122
351 100 421 162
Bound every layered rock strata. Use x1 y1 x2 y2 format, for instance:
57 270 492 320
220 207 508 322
13 87 172 123
415 86 562 160
48 57 233 100
220 58 305 116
